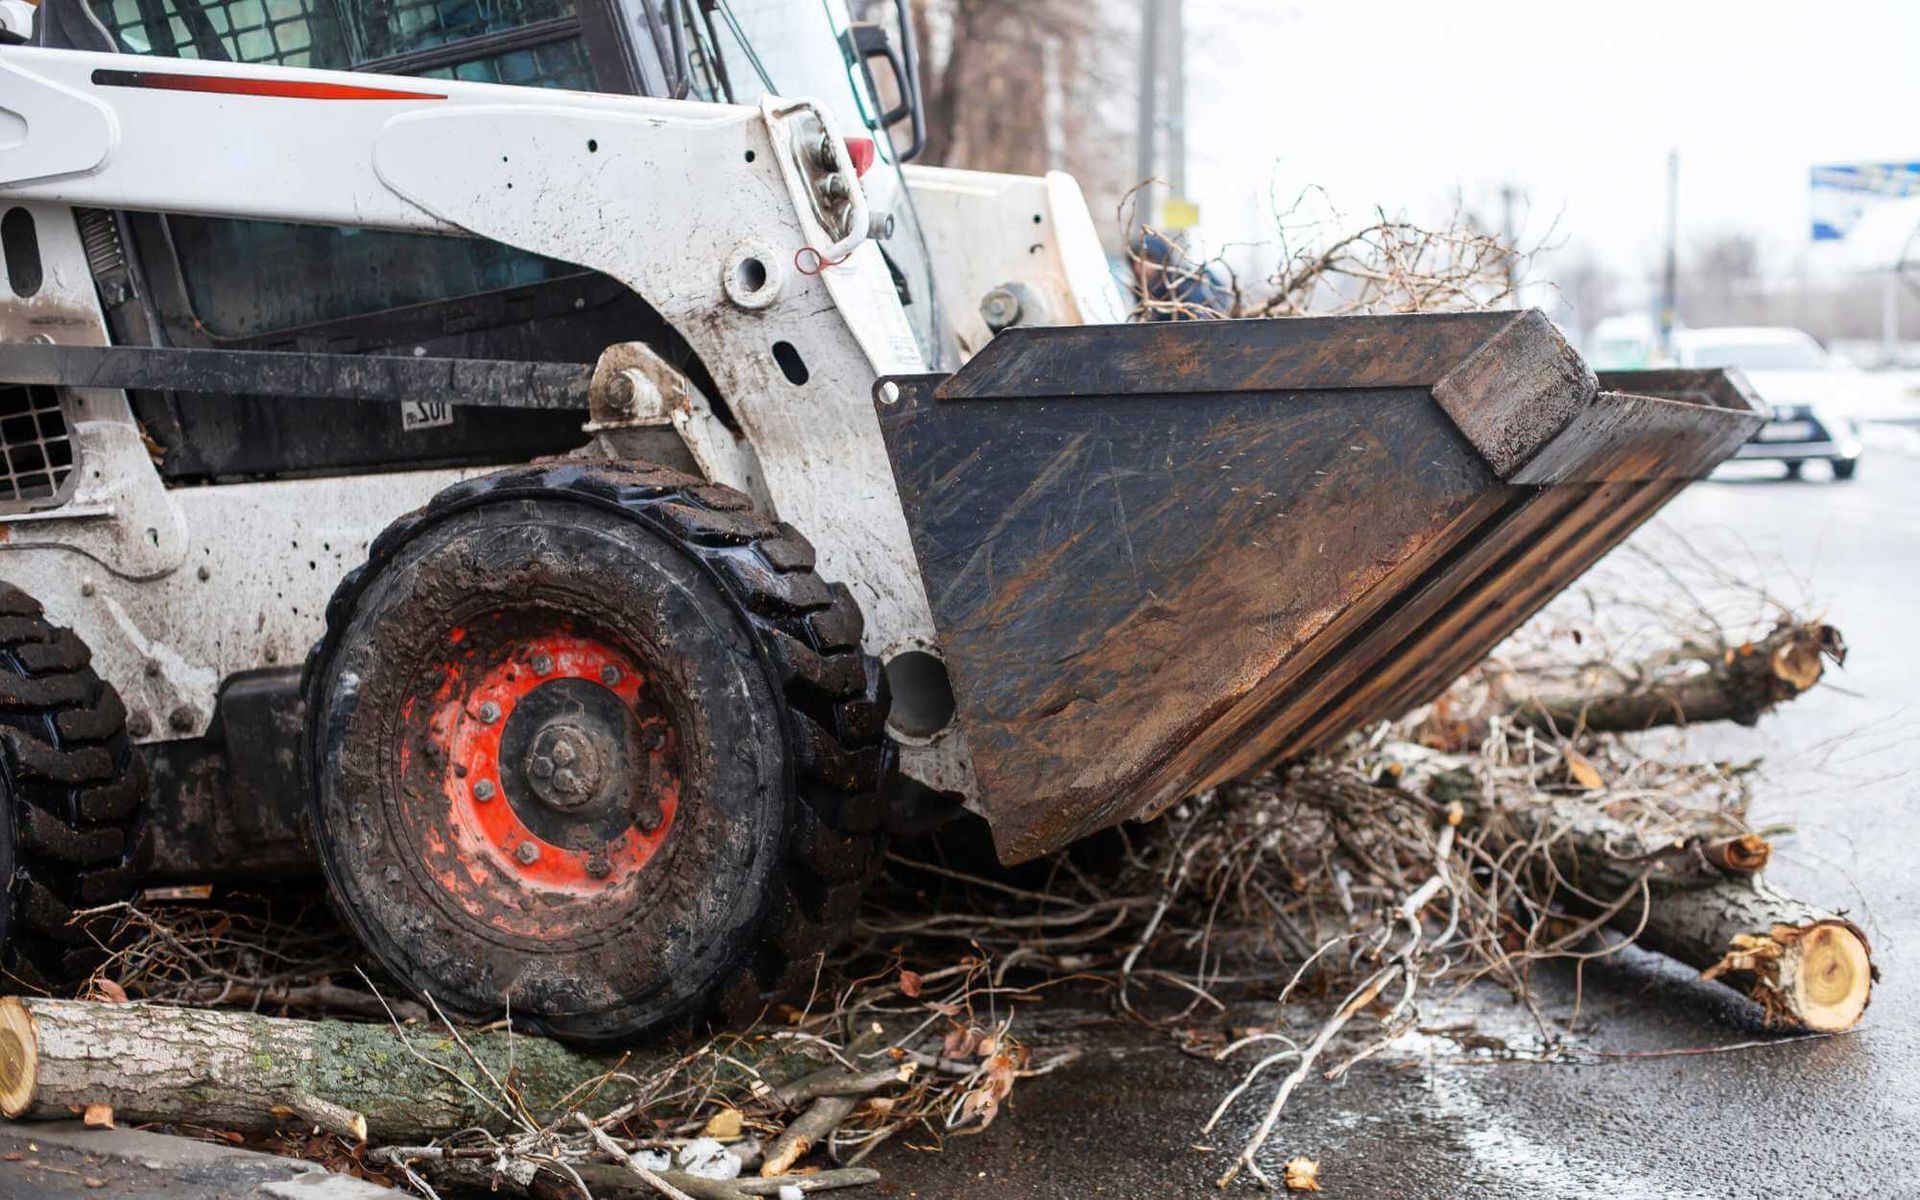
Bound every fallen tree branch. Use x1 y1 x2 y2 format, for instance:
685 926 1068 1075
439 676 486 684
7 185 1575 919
1505 620 1844 734
1699 832 1771 875
579 1113 697 1200
1215 819 1455 1188
276 1092 369 1142
761 1095 859 1177
771 1062 915 1107
0 996 803 1141
415 1158 882 1200
1491 795 1874 1032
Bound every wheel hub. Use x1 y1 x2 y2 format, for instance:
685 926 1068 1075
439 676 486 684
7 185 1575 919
421 629 683 902
495 673 659 849
525 719 609 811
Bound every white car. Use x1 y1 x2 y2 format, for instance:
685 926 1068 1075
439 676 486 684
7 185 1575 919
1673 326 1864 480
1586 313 1661 370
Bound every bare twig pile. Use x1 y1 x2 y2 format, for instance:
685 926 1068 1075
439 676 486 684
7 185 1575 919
75 894 418 1022
5 539 1867 1196
859 540 1870 1188
1122 182 1539 322
351 952 1062 1200
5 928 1060 1198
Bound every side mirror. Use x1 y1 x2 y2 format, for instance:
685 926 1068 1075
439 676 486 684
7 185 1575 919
840 2 924 162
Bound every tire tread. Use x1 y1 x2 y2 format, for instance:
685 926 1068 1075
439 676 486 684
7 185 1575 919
0 583 147 990
305 464 888 1039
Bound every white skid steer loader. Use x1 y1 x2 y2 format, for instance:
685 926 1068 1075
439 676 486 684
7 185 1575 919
0 0 1760 1041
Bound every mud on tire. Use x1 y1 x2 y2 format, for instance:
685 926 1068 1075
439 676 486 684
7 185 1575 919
0 584 147 992
303 462 889 1044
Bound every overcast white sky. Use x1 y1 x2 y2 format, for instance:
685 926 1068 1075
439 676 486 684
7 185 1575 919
1179 0 1920 298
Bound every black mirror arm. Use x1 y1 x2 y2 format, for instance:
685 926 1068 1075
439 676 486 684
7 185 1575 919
889 0 925 160
845 16 924 162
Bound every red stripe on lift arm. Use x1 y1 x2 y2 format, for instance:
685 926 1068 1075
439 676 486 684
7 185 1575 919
91 68 445 101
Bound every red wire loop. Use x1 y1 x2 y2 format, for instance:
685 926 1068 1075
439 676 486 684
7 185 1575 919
794 245 852 276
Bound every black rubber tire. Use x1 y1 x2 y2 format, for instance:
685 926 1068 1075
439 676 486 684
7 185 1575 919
303 462 888 1044
1783 460 1805 481
0 583 147 992
1831 457 1858 481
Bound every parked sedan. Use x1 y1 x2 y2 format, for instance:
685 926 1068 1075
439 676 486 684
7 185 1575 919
1673 326 1863 480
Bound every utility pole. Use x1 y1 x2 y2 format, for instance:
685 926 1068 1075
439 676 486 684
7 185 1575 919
1041 35 1064 171
1135 0 1162 224
1166 0 1186 201
1134 0 1195 235
1660 150 1679 358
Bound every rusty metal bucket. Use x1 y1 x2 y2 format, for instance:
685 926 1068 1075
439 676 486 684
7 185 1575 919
873 312 1763 862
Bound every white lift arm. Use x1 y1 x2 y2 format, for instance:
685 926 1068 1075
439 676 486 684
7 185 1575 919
0 46 868 249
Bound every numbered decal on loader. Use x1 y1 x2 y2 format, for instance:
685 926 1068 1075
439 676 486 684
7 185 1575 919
401 400 454 431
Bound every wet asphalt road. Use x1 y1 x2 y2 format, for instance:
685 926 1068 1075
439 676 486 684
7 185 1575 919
879 438 1920 1198
5 439 1911 1200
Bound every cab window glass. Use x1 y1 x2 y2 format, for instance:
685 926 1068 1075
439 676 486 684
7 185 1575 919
85 0 594 339
86 0 582 70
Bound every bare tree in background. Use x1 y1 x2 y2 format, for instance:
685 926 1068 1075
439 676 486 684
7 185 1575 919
1682 231 1763 323
1551 250 1621 346
1530 228 1920 356
904 1 1130 219
1661 231 1920 349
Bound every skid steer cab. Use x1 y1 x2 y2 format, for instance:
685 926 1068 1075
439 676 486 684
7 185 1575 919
0 2 1760 1041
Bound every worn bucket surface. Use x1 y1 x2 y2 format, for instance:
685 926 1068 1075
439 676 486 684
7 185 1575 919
875 312 1763 862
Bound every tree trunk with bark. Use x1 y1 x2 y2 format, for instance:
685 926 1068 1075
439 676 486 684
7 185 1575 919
1503 798 1872 1032
0 998 815 1141
1506 621 1845 735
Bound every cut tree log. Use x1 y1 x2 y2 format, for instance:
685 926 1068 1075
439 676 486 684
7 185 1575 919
1507 620 1845 734
0 996 619 1139
1501 797 1873 1032
1687 888 1873 1033
0 997 818 1141
1699 832 1771 875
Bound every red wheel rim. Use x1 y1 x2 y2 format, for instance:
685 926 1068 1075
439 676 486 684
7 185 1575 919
400 623 683 935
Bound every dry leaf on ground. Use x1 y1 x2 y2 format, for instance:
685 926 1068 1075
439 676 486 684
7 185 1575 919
1284 1156 1321 1192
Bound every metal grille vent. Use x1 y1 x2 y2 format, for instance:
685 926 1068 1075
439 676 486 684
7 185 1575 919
0 384 76 509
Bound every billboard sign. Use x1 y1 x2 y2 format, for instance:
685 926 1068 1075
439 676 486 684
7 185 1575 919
1811 161 1920 241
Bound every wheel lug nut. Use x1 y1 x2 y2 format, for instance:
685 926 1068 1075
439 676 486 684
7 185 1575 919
530 653 553 675
515 840 540 864
600 665 621 686
473 779 496 801
530 755 554 779
478 701 501 724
